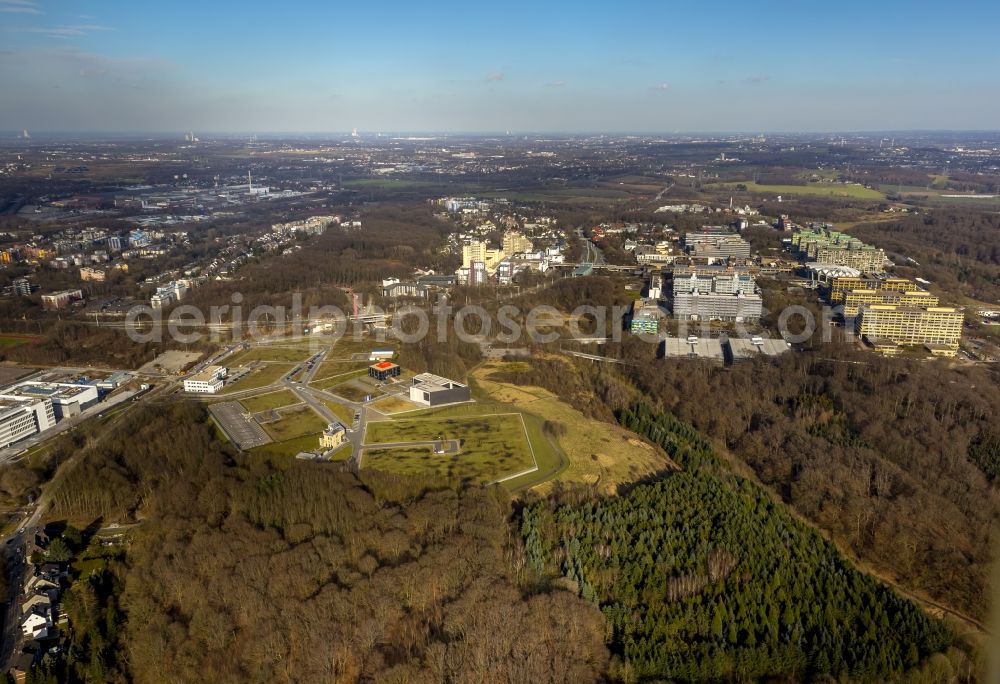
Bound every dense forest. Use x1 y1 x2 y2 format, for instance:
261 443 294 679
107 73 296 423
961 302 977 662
497 336 1000 627
851 210 1000 303
522 404 963 681
32 404 610 683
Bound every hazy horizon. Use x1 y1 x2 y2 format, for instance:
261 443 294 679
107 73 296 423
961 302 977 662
2 0 999 133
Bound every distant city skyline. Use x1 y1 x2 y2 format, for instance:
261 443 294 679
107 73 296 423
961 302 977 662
1 0 999 133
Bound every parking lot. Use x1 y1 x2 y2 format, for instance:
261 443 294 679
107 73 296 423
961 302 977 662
208 401 271 450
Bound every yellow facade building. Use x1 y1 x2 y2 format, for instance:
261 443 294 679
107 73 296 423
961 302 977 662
855 304 963 355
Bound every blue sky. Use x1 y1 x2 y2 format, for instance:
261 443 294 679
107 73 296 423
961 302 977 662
2 0 999 133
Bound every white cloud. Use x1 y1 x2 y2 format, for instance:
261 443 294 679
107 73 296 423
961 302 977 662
652 82 670 92
0 0 41 14
484 71 505 83
544 80 566 88
22 24 112 38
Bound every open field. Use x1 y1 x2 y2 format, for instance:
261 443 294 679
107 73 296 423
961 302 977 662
470 361 673 493
367 395 420 415
238 389 300 413
310 361 369 385
219 363 294 394
707 181 884 199
325 379 374 402
364 413 534 482
260 406 327 442
225 345 318 365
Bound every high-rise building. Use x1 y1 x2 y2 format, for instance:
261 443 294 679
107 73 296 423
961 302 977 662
855 305 963 355
829 275 915 302
842 289 939 317
502 231 533 255
673 291 763 322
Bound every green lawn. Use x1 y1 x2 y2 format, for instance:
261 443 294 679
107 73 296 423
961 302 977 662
239 390 300 413
251 433 323 458
0 334 42 348
225 345 318 366
363 413 534 482
219 363 294 394
310 363 369 385
320 398 355 424
261 406 327 442
708 181 883 199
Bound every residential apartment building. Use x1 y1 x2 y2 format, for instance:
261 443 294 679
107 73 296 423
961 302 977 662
461 241 506 270
501 231 533 255
855 305 963 355
79 266 106 282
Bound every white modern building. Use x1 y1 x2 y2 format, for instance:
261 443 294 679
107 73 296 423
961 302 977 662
4 381 99 420
183 366 227 394
0 395 56 449
408 373 471 406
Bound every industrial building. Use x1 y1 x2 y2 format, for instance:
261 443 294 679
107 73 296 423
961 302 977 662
3 382 99 420
408 373 471 406
662 336 725 363
855 305 963 355
183 366 227 394
369 361 401 382
673 291 762 322
0 395 56 449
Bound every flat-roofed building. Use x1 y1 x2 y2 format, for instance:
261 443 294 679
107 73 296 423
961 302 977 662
725 336 791 363
671 264 755 295
829 275 915 302
183 366 227 394
630 298 662 334
855 305 963 355
369 361 401 381
662 336 725 363
0 395 56 449
673 290 762 322
41 289 84 310
792 227 887 273
3 381 99 419
408 373 471 406
842 289 939 317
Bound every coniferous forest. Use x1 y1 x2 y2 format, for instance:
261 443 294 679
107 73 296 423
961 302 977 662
521 404 956 682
